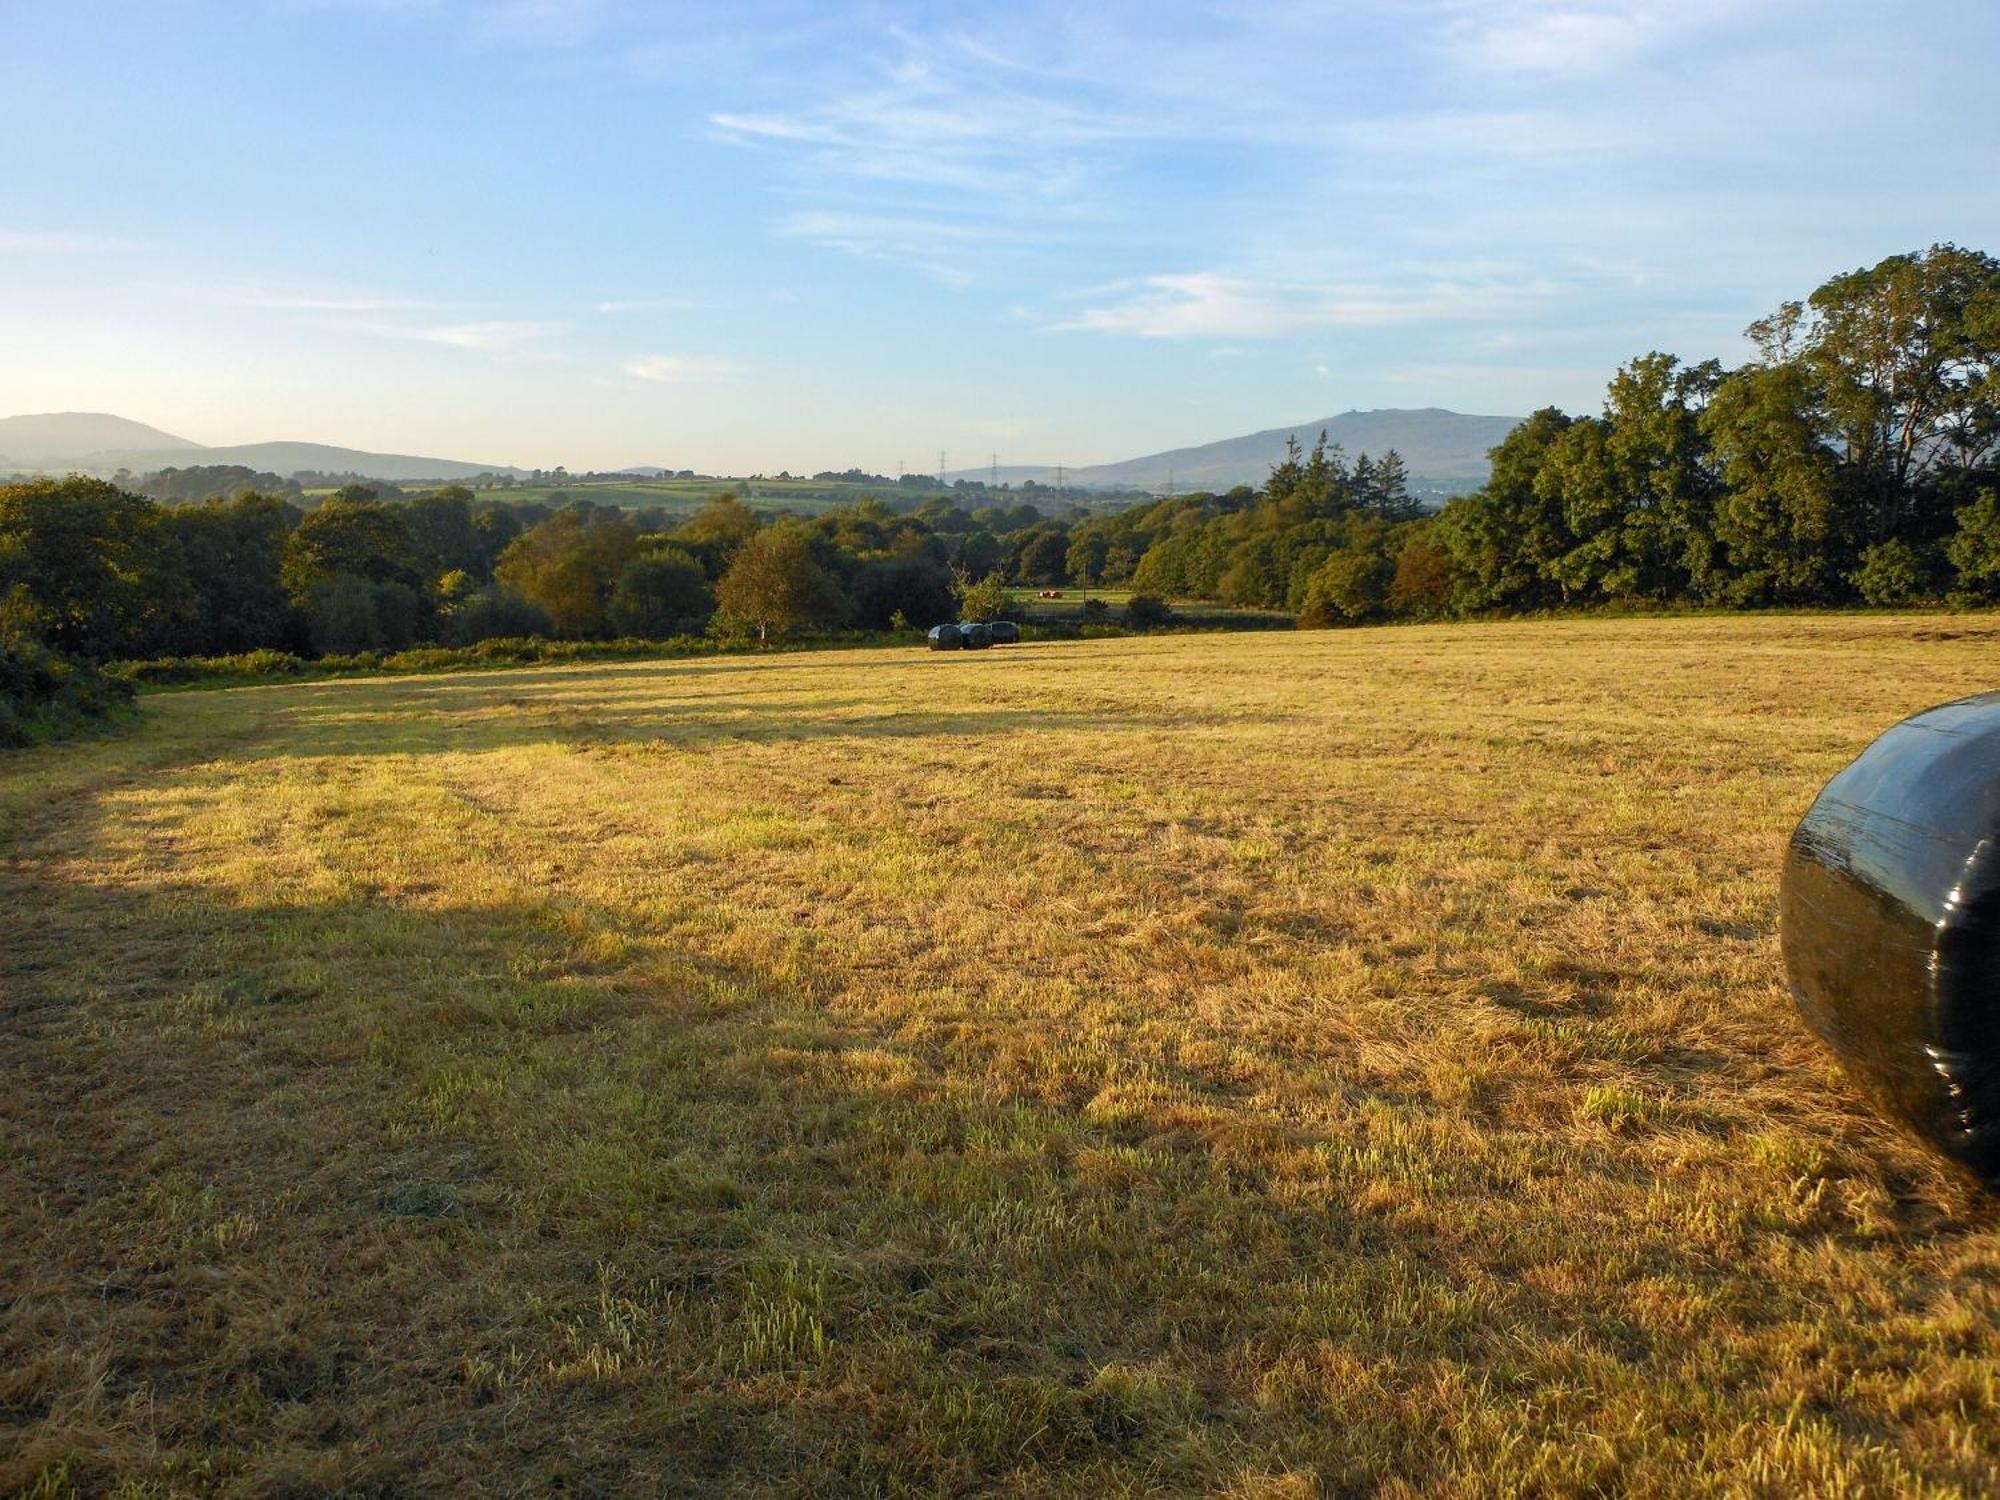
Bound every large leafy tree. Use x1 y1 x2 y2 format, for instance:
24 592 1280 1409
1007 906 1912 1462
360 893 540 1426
606 546 714 638
1433 407 1577 609
1703 363 1845 603
162 491 298 654
671 491 762 577
1538 354 1725 601
280 495 421 604
0 476 194 659
494 511 642 637
714 523 847 642
1747 243 2000 544
404 486 486 582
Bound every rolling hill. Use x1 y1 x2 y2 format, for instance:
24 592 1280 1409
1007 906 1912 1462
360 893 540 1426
4 407 1518 494
85 441 526 483
0 413 525 482
955 408 1521 495
0 412 202 465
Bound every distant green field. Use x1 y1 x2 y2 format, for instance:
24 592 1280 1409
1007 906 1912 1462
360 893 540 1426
475 478 904 517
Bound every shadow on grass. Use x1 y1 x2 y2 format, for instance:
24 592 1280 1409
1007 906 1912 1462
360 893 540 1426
216 679 1290 762
1 842 1419 1495
5 728 1995 1497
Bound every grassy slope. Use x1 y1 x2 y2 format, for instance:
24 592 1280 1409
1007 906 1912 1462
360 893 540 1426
5 617 2000 1496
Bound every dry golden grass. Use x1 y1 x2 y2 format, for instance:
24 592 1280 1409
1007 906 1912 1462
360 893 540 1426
6 616 2000 1496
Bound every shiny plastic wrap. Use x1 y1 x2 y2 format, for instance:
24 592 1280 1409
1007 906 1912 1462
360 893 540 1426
1781 692 2000 1187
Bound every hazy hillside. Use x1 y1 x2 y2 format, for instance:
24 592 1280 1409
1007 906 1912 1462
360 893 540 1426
86 441 525 483
0 413 526 482
0 412 201 463
960 408 1521 495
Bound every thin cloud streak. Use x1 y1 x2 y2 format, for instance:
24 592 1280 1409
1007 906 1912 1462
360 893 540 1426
1053 271 1557 339
622 353 743 382
414 320 569 351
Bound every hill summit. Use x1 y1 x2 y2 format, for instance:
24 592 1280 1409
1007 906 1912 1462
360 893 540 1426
0 412 202 464
958 408 1520 496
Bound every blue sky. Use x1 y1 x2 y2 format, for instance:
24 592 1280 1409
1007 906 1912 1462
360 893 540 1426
3 0 1997 473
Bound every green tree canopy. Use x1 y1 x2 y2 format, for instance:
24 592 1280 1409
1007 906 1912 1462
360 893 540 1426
280 496 421 606
714 523 848 642
494 511 642 638
0 476 193 659
607 547 714 638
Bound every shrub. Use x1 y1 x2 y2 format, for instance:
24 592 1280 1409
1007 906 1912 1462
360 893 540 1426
1079 597 1111 622
956 572 1014 623
444 585 554 646
305 574 425 654
1123 593 1173 628
1851 538 1937 606
1298 548 1394 626
1948 489 2000 599
1387 528 1457 619
0 632 136 747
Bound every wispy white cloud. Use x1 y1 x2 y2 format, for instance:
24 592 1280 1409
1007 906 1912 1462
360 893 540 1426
776 211 1034 286
622 353 742 382
414 319 568 351
1053 271 1552 339
1442 0 1765 76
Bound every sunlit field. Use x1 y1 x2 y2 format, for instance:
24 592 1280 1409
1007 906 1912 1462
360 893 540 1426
8 617 2000 1496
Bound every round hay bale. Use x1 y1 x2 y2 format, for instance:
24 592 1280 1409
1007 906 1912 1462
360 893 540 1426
927 624 964 650
958 622 994 650
1781 692 2000 1187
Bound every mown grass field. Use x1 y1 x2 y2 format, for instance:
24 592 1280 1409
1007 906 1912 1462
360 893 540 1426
7 617 2000 1496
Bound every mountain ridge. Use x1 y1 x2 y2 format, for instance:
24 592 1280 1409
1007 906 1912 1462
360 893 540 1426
0 412 203 463
0 415 527 482
4 406 1520 493
952 408 1520 495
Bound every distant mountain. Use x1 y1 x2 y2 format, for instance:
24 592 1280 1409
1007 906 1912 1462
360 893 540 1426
956 408 1522 496
0 413 526 482
89 441 525 483
0 412 202 463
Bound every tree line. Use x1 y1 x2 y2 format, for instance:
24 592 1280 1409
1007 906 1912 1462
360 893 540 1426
0 477 1108 665
1054 244 2000 622
5 243 1994 683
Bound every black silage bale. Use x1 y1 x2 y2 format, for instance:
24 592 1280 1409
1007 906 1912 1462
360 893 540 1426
1781 692 2000 1187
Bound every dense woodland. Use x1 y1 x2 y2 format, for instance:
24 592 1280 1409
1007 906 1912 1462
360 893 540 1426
3 244 1997 729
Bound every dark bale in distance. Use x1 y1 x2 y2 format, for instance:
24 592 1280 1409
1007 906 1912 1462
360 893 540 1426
1781 692 2000 1188
958 622 994 650
927 623 964 650
988 620 1020 644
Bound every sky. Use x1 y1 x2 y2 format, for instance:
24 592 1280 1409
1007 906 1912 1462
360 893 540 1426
2 0 1997 474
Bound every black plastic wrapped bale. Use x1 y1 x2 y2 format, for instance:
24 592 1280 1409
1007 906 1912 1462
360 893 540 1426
958 622 994 650
927 624 963 651
1781 692 2000 1187
989 621 1020 645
